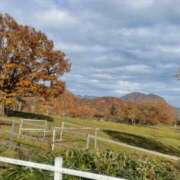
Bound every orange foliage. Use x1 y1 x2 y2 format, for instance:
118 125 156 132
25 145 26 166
21 91 175 125
0 13 70 109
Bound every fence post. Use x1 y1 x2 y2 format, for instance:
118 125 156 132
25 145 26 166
10 120 15 137
94 128 98 149
86 134 90 149
18 119 23 137
60 122 64 141
43 121 48 138
54 157 63 180
52 129 56 151
9 120 15 148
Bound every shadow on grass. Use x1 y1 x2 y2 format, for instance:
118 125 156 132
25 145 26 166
103 130 180 157
6 110 53 121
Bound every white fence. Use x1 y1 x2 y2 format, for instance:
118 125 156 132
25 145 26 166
87 135 180 161
0 156 124 180
12 119 180 160
18 119 48 137
51 122 99 151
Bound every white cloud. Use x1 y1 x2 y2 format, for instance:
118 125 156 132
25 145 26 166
123 65 152 74
115 80 141 93
34 8 78 28
57 42 106 53
92 73 113 80
128 0 154 9
0 0 180 106
157 45 180 54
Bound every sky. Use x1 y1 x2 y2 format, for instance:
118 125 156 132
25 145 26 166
0 0 180 106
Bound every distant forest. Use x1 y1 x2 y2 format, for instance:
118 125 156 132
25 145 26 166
15 90 176 125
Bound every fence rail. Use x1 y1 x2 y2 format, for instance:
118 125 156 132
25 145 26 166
51 122 99 151
18 119 48 138
0 156 124 180
87 135 180 161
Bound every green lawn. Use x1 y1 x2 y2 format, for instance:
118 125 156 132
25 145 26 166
52 116 180 156
0 115 180 179
0 115 180 160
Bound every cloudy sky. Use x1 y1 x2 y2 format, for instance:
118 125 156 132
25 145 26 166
0 0 180 106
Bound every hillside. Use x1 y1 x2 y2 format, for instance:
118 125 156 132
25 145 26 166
17 91 176 125
121 92 167 103
0 115 179 179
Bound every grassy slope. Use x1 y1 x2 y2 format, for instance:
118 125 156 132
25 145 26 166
0 115 180 179
51 116 180 157
56 117 179 142
0 115 180 159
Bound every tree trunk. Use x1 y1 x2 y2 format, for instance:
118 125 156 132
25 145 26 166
134 120 136 125
0 103 5 116
46 106 50 115
131 118 135 125
18 101 22 111
131 119 133 125
31 99 36 113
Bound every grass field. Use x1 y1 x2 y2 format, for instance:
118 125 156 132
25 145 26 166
54 116 180 156
1 114 179 159
0 114 180 179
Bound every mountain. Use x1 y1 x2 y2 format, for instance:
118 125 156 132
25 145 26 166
121 92 167 104
77 95 97 99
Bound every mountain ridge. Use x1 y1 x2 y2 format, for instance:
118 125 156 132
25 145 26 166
121 92 166 103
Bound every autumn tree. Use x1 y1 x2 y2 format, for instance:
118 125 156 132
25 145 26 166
124 102 139 125
110 104 118 116
0 13 70 115
137 102 175 125
138 103 159 125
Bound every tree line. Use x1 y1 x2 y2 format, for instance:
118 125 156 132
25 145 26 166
20 93 176 125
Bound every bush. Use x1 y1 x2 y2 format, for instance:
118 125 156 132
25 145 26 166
61 150 177 180
1 149 178 180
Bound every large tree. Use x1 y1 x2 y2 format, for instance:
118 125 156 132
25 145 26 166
0 13 70 114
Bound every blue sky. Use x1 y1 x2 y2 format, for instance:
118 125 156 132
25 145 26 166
0 0 180 106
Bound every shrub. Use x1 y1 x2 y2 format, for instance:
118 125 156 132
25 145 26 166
0 149 178 180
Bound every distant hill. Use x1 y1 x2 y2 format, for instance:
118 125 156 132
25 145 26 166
121 92 167 104
78 95 97 99
19 90 175 124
